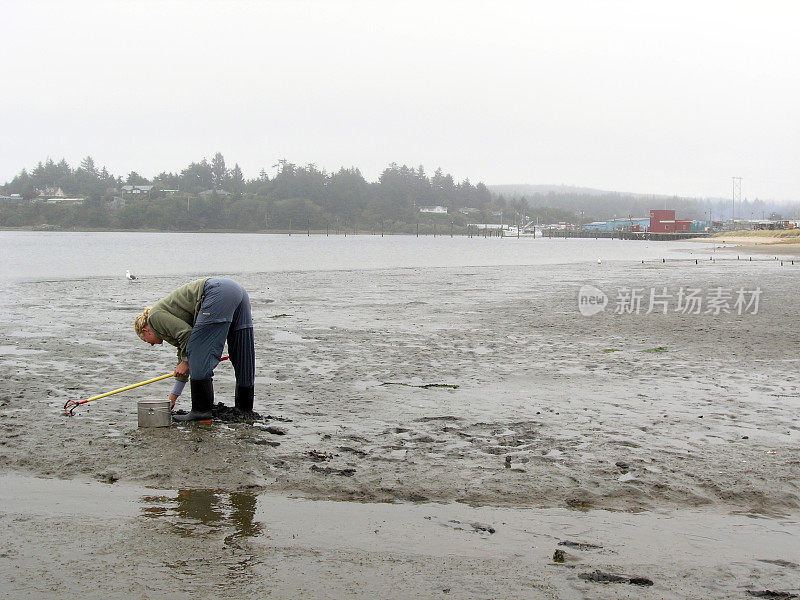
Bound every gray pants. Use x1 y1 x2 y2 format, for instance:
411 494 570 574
186 278 255 386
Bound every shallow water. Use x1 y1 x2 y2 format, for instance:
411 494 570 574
1 473 798 599
0 230 724 281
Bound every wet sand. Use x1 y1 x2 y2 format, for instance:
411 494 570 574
1 253 799 597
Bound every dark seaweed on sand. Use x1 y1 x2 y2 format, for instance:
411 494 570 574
380 382 460 389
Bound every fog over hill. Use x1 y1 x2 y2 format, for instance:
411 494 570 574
488 184 799 222
491 184 634 197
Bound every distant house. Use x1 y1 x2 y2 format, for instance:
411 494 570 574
199 189 231 198
0 194 24 203
419 205 447 214
37 187 65 198
459 207 481 215
162 189 179 194
121 185 154 195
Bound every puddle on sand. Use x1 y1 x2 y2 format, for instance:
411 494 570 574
142 489 262 541
1 473 799 599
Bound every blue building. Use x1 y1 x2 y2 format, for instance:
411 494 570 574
584 221 610 231
584 218 650 232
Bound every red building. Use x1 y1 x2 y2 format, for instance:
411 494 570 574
650 209 692 233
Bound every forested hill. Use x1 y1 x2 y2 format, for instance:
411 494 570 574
492 185 708 221
1 154 794 232
489 184 795 222
0 155 497 232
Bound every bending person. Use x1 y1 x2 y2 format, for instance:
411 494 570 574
134 277 255 422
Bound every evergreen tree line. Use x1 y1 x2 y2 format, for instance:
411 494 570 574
0 154 509 232
5 152 787 232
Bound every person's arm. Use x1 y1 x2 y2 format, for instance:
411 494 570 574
170 363 190 409
174 361 190 378
169 379 186 409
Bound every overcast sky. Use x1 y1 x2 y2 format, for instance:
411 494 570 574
2 0 798 200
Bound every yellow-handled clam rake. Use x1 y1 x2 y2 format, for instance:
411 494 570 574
64 356 229 416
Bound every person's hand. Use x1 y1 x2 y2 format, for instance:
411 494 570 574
169 393 179 410
174 361 190 378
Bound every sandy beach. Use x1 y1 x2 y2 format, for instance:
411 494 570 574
697 231 800 256
1 239 799 598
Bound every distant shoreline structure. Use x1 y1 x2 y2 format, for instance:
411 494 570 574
6 224 799 248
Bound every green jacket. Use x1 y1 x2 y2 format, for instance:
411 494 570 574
147 278 210 370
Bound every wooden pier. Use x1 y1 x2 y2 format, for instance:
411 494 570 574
540 230 709 241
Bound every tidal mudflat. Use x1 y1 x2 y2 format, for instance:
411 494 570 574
1 239 798 598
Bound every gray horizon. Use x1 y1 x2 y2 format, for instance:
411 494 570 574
2 0 797 202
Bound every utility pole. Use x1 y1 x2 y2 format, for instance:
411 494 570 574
732 177 742 221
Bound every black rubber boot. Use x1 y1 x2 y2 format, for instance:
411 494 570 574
173 378 214 423
234 385 254 413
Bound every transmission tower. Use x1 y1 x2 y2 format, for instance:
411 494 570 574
732 177 742 220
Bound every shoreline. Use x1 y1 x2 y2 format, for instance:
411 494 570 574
5 225 800 248
0 225 408 235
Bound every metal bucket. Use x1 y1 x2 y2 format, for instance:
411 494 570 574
138 399 172 428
